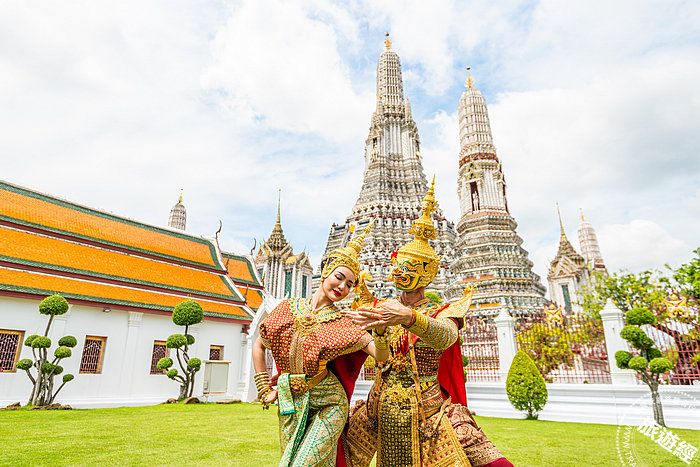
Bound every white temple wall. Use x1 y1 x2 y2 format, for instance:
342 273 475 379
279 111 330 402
0 295 248 408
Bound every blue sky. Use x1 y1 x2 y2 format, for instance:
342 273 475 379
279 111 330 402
1 0 699 294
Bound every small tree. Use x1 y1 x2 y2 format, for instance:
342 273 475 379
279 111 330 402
615 307 673 426
506 351 548 419
16 295 77 406
157 300 204 399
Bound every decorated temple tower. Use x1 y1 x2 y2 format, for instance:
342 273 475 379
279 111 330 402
255 193 313 299
316 36 456 298
445 73 546 318
168 190 186 230
547 208 607 313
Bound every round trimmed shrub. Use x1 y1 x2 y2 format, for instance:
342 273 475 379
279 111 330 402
41 362 56 373
646 348 662 360
167 368 178 379
63 374 74 383
54 346 72 359
39 295 69 316
650 357 673 374
58 336 77 348
157 357 173 370
31 336 52 349
16 359 33 371
615 350 633 369
24 335 39 347
506 351 548 419
626 307 655 326
166 334 187 349
633 335 655 350
620 325 646 342
186 334 195 345
53 365 63 375
628 356 649 371
187 358 202 371
172 300 203 326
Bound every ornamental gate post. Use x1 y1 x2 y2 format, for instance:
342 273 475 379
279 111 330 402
600 299 637 384
494 309 518 382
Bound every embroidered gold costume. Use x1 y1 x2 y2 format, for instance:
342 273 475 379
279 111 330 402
257 223 374 467
345 179 509 467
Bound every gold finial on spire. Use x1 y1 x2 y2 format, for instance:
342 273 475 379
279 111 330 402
580 208 585 222
385 32 391 50
465 67 473 89
556 203 565 237
178 189 183 204
276 189 281 226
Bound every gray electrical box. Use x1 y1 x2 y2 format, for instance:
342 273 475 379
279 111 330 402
203 361 230 394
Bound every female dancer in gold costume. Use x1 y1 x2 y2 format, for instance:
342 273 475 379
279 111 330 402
252 222 388 467
344 179 512 467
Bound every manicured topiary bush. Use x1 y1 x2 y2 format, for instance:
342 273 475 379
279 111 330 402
506 351 548 419
17 295 76 406
157 300 204 400
616 307 674 426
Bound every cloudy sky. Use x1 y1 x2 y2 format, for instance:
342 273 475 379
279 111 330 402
2 1 699 295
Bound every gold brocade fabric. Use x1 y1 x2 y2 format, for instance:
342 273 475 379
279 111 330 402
345 299 504 467
260 298 372 378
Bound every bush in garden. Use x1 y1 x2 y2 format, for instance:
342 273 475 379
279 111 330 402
506 351 548 419
17 295 76 406
615 307 673 426
156 300 204 400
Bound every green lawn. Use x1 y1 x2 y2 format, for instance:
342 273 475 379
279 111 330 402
0 403 697 466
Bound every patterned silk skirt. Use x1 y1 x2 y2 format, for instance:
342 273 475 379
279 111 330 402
278 371 349 467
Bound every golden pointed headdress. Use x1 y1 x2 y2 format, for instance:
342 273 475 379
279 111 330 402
321 219 375 280
393 177 441 287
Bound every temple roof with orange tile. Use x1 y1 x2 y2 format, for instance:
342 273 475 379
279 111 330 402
0 180 255 321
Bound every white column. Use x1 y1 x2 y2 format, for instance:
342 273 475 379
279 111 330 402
237 331 250 398
494 309 518 382
119 311 143 395
600 299 637 384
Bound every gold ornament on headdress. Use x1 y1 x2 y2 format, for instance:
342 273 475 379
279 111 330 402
394 176 441 288
321 219 375 280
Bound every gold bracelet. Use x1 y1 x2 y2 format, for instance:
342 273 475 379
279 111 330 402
372 328 391 350
406 310 429 336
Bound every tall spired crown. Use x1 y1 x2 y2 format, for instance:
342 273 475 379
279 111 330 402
317 38 456 298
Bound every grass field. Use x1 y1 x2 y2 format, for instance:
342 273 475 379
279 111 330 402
1 403 698 466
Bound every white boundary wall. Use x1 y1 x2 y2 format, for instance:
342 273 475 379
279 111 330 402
351 381 700 430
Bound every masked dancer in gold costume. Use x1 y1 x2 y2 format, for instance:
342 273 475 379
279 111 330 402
344 179 512 467
252 221 389 467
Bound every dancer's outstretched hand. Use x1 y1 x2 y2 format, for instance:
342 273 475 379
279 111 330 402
263 389 278 405
345 298 412 330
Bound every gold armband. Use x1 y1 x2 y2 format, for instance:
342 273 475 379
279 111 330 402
372 328 391 350
405 310 429 336
254 371 272 406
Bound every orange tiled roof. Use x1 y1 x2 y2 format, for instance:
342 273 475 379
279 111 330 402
222 253 262 286
0 181 220 269
0 225 241 301
0 266 250 319
245 289 264 311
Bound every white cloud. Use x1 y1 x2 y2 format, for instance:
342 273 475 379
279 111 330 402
599 219 690 271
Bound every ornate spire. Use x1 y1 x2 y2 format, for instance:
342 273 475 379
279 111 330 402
553 205 584 265
267 189 288 252
376 35 404 114
458 71 496 160
385 32 391 50
465 67 473 89
577 209 606 270
168 190 186 230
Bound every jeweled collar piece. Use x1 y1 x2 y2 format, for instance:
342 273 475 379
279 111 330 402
290 298 344 323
